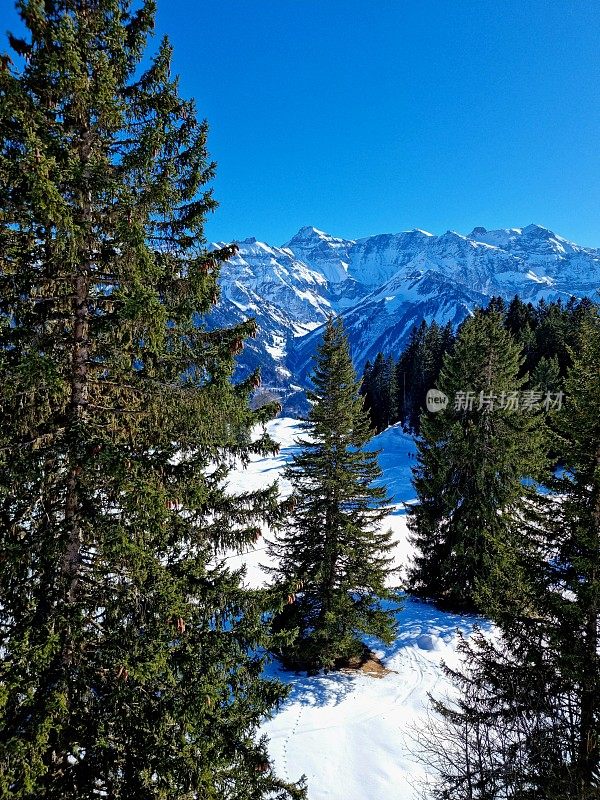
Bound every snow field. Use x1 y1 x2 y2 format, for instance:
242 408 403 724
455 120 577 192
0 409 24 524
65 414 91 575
226 418 489 800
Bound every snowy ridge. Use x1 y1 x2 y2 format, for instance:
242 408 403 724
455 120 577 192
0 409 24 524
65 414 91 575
210 224 600 408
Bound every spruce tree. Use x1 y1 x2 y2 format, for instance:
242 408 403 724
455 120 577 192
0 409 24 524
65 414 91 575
530 353 561 394
547 308 600 793
361 351 397 433
483 295 506 316
505 294 538 376
397 321 428 432
0 3 305 798
505 295 537 338
269 318 399 672
535 299 570 374
408 309 547 610
423 307 600 800
394 320 453 434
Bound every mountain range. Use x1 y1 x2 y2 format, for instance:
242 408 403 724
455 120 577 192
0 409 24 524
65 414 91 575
208 224 600 412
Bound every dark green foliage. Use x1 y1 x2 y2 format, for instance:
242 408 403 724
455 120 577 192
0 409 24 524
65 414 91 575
424 307 600 799
362 296 596 438
360 320 454 435
0 2 305 798
483 295 507 315
534 301 570 371
546 309 600 792
530 354 561 394
505 294 538 338
407 310 547 610
395 321 429 432
269 318 399 672
405 320 455 432
360 351 397 433
506 294 598 388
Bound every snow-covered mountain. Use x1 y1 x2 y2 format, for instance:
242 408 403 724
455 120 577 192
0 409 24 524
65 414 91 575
211 224 600 408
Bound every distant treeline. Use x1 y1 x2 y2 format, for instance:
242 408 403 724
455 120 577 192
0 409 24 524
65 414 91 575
360 294 598 433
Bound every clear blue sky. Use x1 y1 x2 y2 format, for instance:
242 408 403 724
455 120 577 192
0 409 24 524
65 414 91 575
2 0 600 247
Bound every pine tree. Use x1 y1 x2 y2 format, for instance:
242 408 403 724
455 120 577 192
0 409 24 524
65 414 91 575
422 321 454 403
505 295 537 338
397 321 428 432
547 308 600 793
360 358 373 397
394 320 454 434
530 353 561 394
0 3 305 798
362 352 397 433
384 353 399 427
360 352 383 431
422 307 600 800
483 295 506 316
535 299 570 373
407 309 547 610
268 318 399 672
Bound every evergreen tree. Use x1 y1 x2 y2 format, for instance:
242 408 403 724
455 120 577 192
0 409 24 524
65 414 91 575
423 307 600 800
505 295 538 338
269 318 399 671
408 310 547 609
423 321 454 401
361 352 377 432
535 299 570 374
530 353 561 394
547 309 600 793
362 351 398 433
565 297 600 368
395 320 454 434
0 3 305 798
384 353 399 427
503 295 597 395
505 294 538 376
483 295 506 315
360 358 373 399
396 321 428 431
568 295 598 337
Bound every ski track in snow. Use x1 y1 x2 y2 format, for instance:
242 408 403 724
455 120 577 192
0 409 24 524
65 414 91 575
226 418 490 800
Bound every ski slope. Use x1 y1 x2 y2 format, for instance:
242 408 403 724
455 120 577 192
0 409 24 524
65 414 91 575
226 418 489 800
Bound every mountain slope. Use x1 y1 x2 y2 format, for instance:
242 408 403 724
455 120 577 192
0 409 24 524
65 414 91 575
211 224 600 407
225 417 490 800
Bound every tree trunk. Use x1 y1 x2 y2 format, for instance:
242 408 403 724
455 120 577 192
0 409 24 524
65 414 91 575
577 449 600 796
62 172 91 606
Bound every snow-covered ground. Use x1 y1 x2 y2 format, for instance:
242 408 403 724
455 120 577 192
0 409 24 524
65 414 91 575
226 418 489 800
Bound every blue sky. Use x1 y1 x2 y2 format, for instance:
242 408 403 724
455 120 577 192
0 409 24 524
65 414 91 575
3 0 600 246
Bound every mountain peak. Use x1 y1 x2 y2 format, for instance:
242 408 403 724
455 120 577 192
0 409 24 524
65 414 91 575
466 224 556 241
283 226 356 286
522 223 554 236
469 226 487 238
288 225 332 243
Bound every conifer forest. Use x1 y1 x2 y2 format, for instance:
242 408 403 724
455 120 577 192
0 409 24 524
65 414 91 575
0 2 598 799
